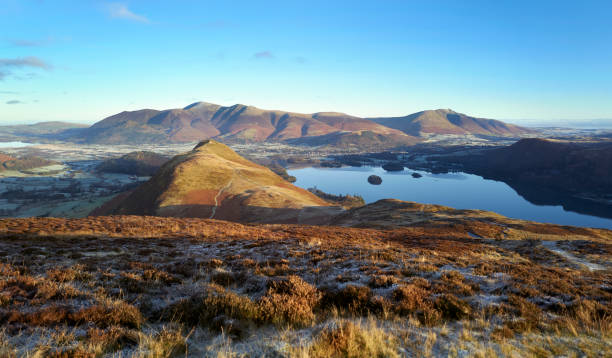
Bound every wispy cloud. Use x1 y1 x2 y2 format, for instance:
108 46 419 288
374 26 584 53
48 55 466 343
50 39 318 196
6 100 22 105
11 40 40 47
253 51 274 59
0 56 52 70
107 3 150 23
0 56 52 81
10 39 45 47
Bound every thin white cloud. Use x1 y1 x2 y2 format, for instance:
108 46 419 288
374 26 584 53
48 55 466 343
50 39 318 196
107 3 150 23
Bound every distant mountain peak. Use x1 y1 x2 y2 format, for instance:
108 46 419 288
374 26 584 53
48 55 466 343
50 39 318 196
370 108 533 137
183 101 219 110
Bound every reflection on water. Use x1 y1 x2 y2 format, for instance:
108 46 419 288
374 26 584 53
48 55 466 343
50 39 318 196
288 166 612 229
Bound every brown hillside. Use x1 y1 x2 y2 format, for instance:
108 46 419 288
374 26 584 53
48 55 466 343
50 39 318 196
0 152 15 163
93 140 340 223
370 109 533 136
61 102 423 145
0 152 57 172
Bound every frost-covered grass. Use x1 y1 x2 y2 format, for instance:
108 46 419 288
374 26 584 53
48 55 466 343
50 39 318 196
0 216 610 357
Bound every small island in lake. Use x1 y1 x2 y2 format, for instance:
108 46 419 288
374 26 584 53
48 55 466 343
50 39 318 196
368 174 382 185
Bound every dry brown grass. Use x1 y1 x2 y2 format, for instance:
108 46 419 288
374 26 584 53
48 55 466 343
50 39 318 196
0 216 610 356
391 284 430 314
259 275 321 327
305 319 399 358
433 294 472 321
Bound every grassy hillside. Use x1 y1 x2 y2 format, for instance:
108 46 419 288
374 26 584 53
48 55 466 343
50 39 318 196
94 140 336 223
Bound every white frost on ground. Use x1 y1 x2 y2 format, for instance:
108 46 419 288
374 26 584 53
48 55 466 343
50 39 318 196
541 240 605 271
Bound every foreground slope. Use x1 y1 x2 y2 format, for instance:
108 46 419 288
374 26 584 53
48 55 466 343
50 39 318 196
370 109 533 136
93 140 337 223
0 214 609 357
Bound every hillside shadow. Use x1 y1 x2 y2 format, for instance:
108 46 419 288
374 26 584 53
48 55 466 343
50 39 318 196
506 181 612 220
132 204 345 225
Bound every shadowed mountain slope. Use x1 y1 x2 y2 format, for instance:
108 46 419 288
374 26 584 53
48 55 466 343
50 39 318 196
92 140 340 223
96 151 170 176
286 130 418 148
448 138 612 196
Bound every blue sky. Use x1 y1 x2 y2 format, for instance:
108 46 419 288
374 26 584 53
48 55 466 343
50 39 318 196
1 0 611 125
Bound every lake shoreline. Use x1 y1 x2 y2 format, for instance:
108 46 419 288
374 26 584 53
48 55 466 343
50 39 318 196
288 166 612 229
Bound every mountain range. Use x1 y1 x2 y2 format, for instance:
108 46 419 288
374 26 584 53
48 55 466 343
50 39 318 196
59 102 533 146
92 140 340 223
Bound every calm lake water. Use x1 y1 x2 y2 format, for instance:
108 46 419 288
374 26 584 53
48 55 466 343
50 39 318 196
288 166 612 229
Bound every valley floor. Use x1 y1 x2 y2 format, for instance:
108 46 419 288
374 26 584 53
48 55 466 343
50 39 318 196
0 216 610 357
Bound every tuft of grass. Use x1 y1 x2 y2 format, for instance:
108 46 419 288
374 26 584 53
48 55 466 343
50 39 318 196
506 294 542 332
259 275 321 327
433 294 472 320
46 264 93 283
133 327 189 358
305 319 399 358
87 325 139 354
391 284 429 314
167 284 259 335
368 275 397 288
321 285 389 316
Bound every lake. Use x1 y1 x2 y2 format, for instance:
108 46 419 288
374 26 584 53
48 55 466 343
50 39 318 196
288 166 612 229
0 141 38 148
